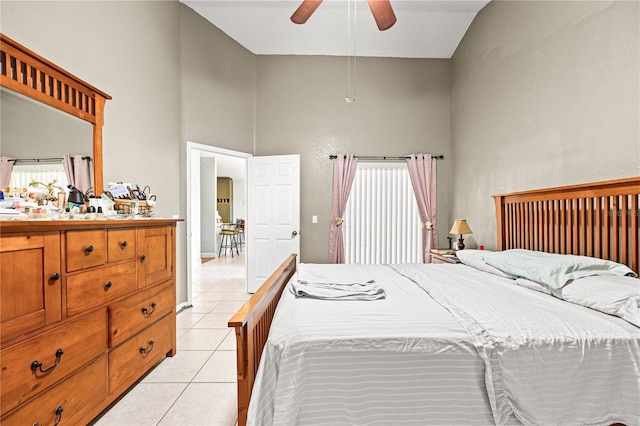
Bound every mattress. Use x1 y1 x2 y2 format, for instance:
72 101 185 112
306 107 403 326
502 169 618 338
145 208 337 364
248 263 640 426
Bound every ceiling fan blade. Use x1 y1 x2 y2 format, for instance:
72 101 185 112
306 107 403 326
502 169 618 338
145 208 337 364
366 0 397 31
291 0 324 24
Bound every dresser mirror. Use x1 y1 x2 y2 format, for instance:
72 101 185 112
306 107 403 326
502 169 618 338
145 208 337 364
0 33 111 193
1 86 92 168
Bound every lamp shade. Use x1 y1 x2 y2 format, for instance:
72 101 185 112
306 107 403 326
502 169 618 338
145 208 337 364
449 219 472 235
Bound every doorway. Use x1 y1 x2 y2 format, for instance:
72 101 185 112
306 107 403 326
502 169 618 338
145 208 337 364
186 141 251 307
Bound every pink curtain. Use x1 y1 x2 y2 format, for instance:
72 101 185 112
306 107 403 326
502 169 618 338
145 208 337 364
406 154 438 263
0 156 14 188
327 154 358 263
63 155 92 193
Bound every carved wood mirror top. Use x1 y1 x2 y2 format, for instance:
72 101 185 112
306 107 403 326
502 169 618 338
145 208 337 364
0 33 111 194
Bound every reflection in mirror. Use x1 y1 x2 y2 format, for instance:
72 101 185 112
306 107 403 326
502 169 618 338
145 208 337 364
0 87 93 191
1 33 111 194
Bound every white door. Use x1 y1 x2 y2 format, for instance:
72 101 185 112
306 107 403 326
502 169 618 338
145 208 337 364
247 155 300 293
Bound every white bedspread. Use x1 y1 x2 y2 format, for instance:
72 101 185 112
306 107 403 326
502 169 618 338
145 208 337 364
248 263 640 426
392 264 640 426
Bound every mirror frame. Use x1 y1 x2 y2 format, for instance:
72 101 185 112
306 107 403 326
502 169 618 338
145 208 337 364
0 33 111 194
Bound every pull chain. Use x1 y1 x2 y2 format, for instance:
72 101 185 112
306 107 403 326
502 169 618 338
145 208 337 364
345 0 357 103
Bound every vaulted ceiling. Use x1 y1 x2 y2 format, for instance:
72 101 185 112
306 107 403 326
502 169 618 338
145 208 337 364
181 0 490 58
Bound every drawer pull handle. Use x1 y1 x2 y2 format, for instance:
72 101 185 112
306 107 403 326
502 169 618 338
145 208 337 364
104 281 113 290
120 241 128 249
50 272 61 281
31 348 64 373
54 406 64 426
140 254 146 262
141 302 157 317
140 339 155 357
84 245 94 254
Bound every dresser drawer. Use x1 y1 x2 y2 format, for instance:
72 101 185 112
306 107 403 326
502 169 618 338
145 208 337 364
67 261 136 317
107 228 136 263
109 281 175 347
66 230 106 272
0 356 108 426
109 314 173 392
0 309 107 414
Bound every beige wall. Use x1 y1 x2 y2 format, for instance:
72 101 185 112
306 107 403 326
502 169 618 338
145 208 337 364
450 0 640 250
179 6 256 151
255 55 451 262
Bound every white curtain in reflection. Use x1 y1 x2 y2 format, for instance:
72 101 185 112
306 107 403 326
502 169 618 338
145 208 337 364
63 155 91 193
10 165 68 190
0 156 14 188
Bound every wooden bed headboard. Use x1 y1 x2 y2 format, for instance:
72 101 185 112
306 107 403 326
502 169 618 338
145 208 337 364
493 177 640 274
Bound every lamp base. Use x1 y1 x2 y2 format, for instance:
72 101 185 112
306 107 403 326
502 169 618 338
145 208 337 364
456 237 465 251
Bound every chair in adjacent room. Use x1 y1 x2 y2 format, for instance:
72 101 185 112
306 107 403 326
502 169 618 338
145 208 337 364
218 223 239 257
235 218 245 251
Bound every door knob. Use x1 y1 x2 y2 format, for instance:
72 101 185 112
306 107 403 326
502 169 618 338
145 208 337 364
291 230 298 238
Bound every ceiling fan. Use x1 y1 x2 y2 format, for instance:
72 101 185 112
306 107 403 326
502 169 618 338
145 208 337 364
291 0 397 31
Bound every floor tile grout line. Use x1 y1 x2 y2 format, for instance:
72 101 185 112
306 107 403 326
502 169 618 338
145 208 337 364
154 381 191 426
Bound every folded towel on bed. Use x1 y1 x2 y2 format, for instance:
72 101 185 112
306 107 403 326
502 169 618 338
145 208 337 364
292 263 386 300
290 281 386 300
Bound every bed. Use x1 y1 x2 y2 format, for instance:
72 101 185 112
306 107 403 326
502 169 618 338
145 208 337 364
228 177 640 426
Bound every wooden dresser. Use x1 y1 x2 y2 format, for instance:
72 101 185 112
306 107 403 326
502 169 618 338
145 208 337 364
0 219 179 425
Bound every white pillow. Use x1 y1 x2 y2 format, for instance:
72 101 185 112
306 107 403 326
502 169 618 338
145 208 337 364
484 249 637 290
455 250 513 279
558 275 640 328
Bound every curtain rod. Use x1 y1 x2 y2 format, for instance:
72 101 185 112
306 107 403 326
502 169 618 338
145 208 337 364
329 154 444 161
8 156 92 163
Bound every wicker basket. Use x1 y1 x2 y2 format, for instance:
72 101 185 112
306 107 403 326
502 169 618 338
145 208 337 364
113 199 152 215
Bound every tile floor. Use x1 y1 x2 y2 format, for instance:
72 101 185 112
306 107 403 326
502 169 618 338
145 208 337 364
93 253 249 426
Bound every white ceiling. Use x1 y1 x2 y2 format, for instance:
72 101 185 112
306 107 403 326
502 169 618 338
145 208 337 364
181 0 490 58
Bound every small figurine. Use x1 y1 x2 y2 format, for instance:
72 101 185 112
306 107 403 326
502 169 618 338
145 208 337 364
28 179 63 203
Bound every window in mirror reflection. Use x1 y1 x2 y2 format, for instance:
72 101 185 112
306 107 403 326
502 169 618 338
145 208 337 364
9 163 68 190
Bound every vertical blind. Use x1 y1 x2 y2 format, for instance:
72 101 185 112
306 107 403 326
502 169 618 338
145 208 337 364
344 162 422 264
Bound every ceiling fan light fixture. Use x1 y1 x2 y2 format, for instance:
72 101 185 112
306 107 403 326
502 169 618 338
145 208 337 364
290 0 397 31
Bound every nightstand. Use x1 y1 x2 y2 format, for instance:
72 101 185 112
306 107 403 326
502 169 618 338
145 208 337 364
431 253 461 264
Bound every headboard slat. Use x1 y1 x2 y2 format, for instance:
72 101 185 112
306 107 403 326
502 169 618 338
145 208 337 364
632 195 639 273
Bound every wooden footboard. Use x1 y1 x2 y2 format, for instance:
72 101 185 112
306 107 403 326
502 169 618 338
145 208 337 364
228 254 297 426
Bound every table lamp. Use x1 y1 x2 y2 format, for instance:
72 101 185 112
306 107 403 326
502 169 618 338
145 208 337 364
449 219 472 250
